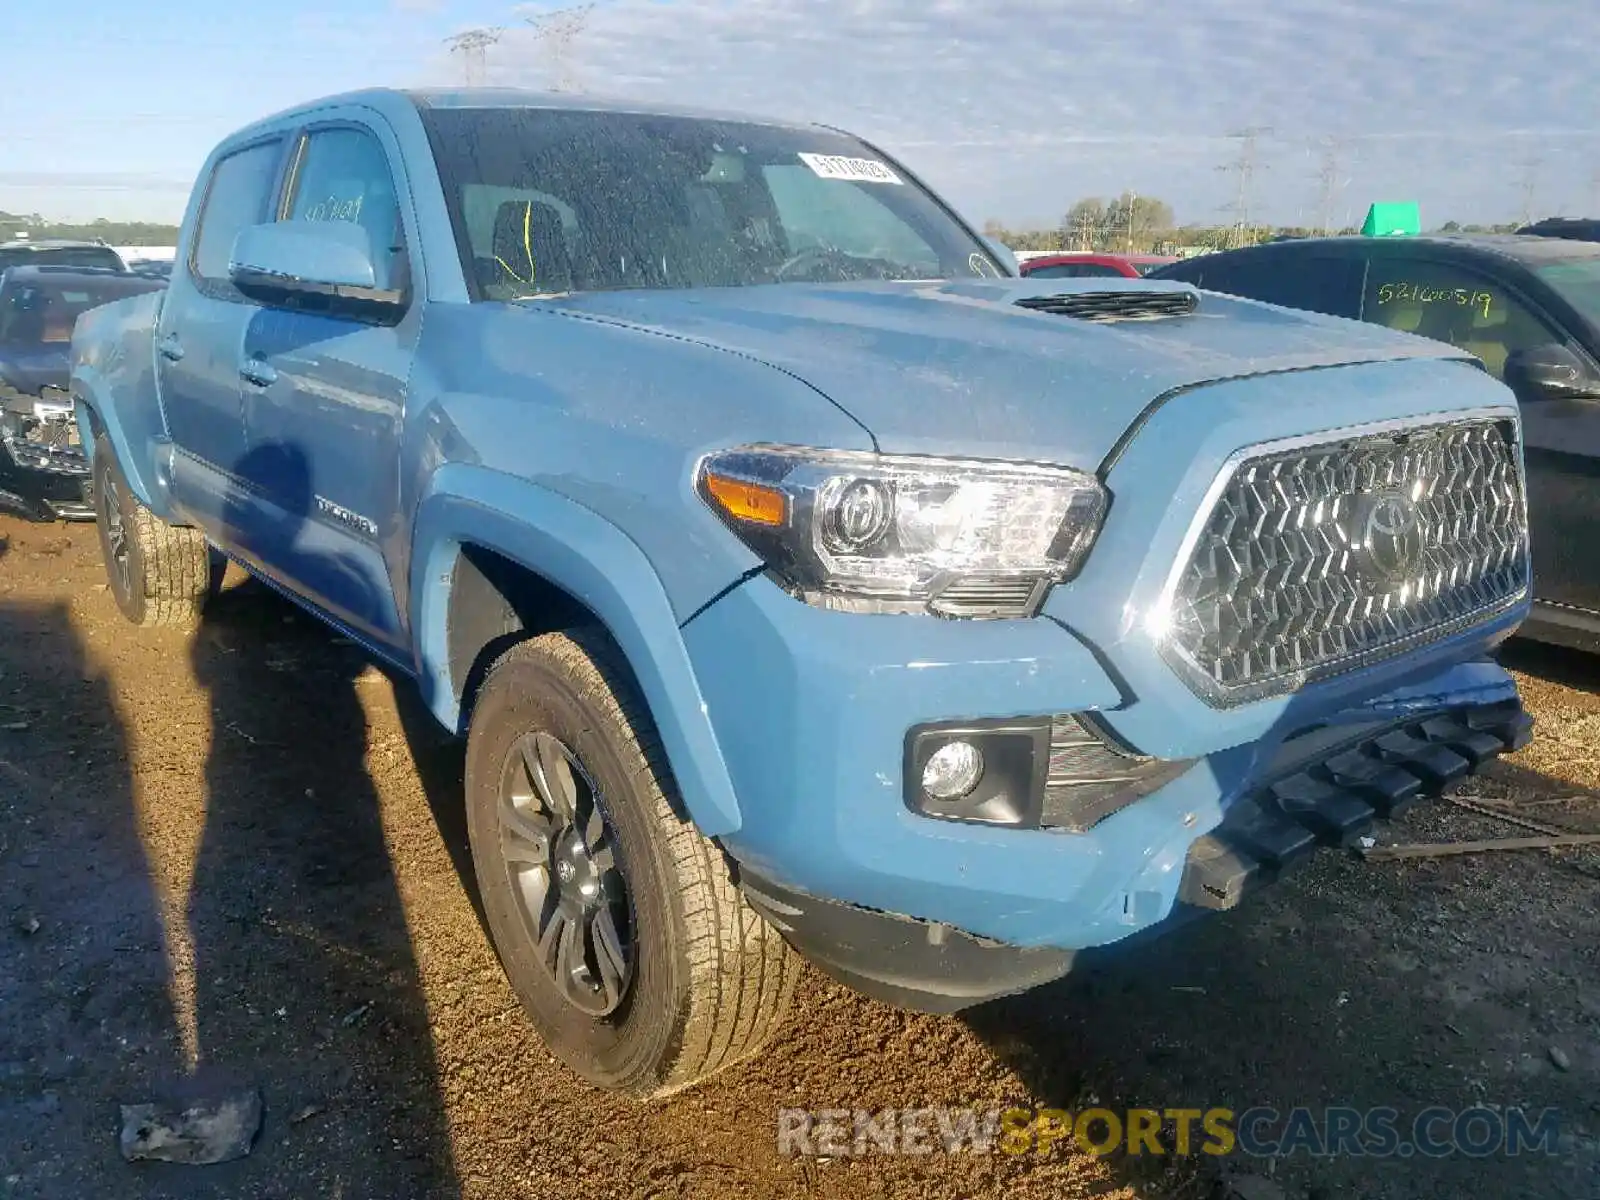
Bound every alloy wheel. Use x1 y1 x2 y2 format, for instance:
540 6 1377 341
497 730 633 1017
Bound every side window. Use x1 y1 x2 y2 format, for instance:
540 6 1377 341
1151 258 1205 286
1362 258 1558 380
1191 253 1363 318
1274 255 1364 318
283 127 406 293
762 165 939 274
191 140 283 285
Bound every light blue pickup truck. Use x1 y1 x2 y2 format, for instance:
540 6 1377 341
71 87 1535 1097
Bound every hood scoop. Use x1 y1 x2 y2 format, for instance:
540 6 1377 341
1015 289 1198 323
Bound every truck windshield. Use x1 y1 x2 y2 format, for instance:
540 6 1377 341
419 107 1003 300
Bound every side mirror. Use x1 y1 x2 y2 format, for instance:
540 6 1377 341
980 236 1020 277
228 222 403 316
1503 343 1600 400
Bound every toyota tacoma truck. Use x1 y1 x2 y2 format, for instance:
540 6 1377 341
71 88 1535 1098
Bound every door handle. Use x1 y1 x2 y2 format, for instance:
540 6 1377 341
157 333 184 362
239 358 277 387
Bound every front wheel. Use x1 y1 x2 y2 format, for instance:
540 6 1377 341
92 431 213 628
464 629 801 1098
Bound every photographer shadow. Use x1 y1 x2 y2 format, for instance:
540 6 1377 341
170 442 458 1196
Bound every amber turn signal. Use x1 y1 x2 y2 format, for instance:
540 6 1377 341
703 472 787 527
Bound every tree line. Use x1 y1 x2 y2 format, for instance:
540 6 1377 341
1 211 182 246
983 193 1525 255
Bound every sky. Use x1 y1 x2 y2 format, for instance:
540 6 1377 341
3 0 1597 230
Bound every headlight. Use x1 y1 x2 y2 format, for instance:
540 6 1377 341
695 444 1108 618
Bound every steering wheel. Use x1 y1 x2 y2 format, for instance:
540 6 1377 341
775 244 847 282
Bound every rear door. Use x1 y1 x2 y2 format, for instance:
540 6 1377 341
1359 249 1600 613
233 117 420 656
156 136 287 532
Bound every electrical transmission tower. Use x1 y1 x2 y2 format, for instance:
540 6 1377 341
521 3 596 92
1217 126 1271 248
1313 136 1350 236
444 27 504 86
1515 156 1543 226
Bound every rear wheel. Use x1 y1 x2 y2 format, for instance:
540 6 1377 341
464 629 801 1097
92 432 213 628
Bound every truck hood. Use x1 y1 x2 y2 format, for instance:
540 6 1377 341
550 279 1472 468
0 345 69 397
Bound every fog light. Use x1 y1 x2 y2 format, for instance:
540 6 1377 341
921 740 984 801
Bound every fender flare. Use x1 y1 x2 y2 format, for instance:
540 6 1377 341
71 366 170 514
409 464 743 836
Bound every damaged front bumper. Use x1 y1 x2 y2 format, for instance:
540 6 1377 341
0 387 93 521
1175 696 1532 913
690 559 1531 1015
739 688 1532 1015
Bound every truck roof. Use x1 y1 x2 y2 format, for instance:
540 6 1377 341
226 86 823 147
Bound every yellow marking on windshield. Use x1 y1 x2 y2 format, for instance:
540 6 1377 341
493 202 537 288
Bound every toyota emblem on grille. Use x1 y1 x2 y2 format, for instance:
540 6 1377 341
1357 491 1423 586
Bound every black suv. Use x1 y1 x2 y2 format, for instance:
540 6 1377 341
1151 234 1600 652
0 239 127 275
1517 217 1600 243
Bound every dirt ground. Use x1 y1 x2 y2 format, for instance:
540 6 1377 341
0 512 1595 1200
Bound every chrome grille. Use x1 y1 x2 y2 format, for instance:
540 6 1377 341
1161 414 1529 707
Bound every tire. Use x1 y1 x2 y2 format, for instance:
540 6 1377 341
91 431 213 628
464 629 801 1098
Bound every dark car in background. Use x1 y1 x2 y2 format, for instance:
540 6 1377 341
0 265 165 520
0 238 127 275
1517 217 1600 243
1019 251 1178 279
1151 234 1600 652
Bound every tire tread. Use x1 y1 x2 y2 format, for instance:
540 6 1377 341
127 501 210 627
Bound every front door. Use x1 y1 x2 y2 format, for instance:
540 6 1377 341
233 121 419 657
1360 253 1600 614
156 137 286 534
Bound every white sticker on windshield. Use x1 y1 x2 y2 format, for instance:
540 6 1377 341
798 152 903 185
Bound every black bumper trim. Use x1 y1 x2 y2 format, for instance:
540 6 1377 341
1177 700 1532 912
738 873 1074 1015
0 440 93 521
